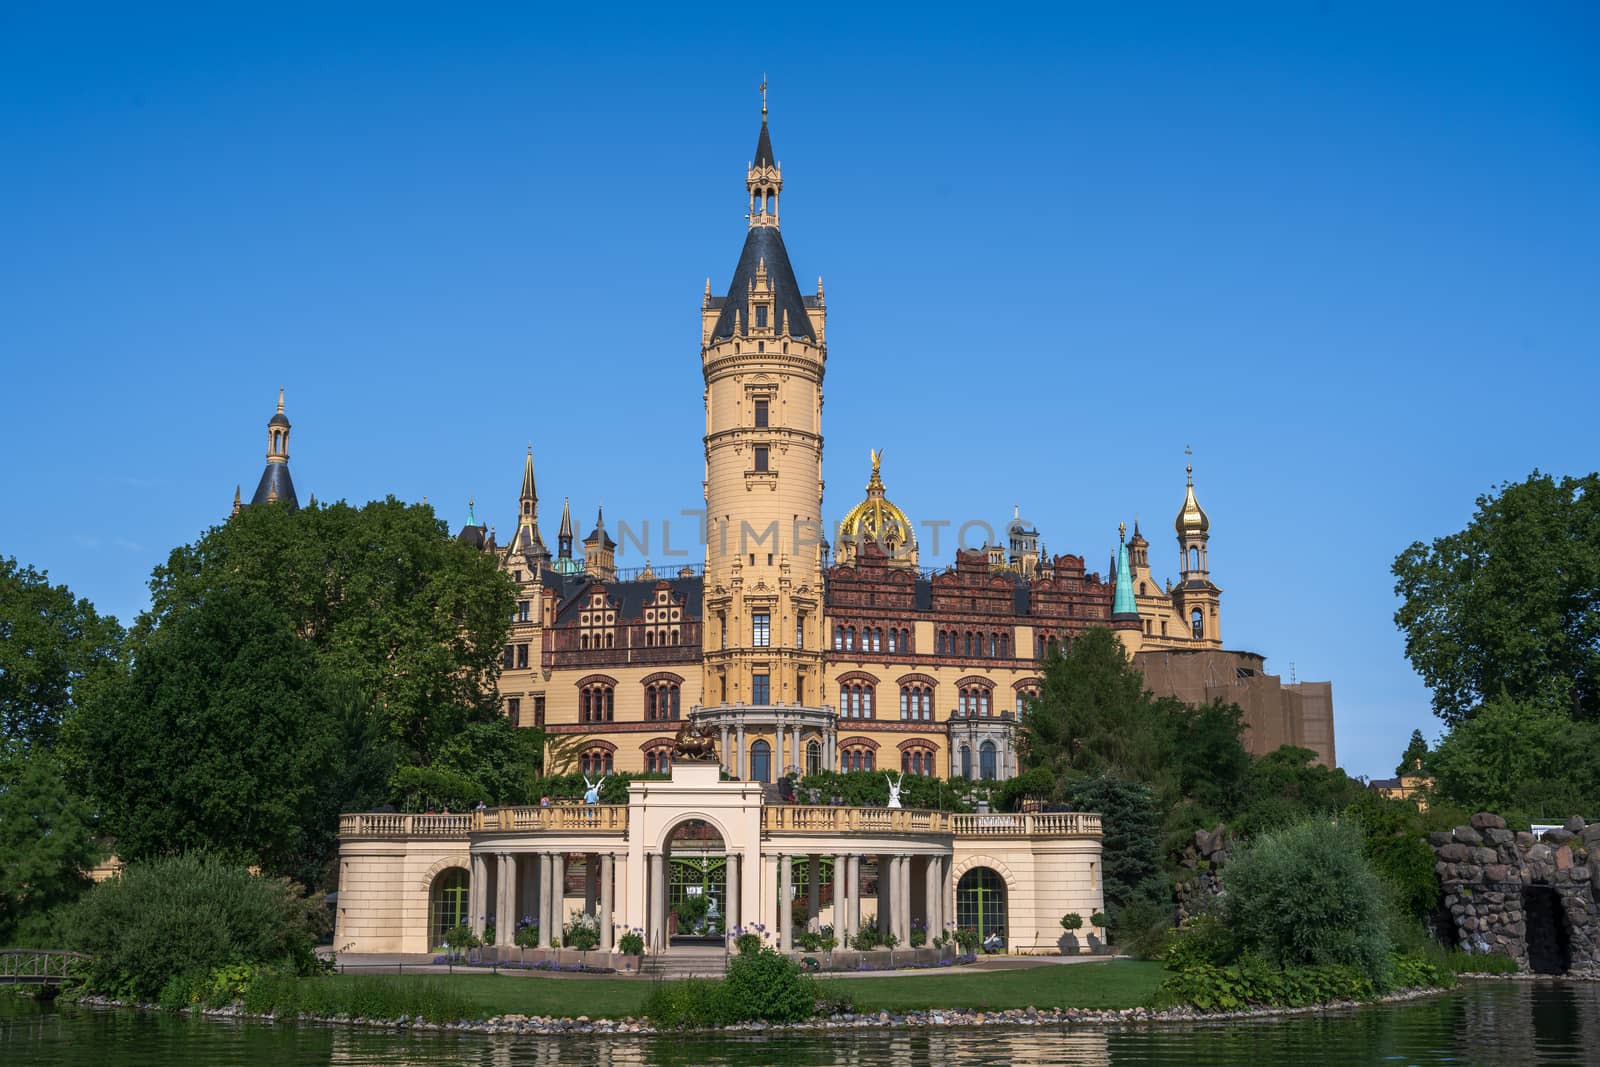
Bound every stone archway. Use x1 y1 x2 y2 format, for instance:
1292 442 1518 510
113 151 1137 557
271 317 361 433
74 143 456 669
427 866 471 951
664 818 727 944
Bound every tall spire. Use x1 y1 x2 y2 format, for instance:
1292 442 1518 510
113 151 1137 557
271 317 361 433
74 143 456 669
748 78 781 229
507 446 549 563
248 389 298 510
1113 522 1139 619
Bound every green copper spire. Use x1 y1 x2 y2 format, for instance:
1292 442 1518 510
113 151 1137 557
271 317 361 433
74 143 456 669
466 497 479 528
1113 523 1139 618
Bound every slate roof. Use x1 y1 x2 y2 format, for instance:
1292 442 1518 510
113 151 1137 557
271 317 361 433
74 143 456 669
250 462 298 510
551 574 704 625
754 120 775 168
709 226 816 343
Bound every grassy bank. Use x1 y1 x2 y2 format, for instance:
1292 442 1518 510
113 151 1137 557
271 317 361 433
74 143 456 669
247 960 1162 1022
818 961 1163 1013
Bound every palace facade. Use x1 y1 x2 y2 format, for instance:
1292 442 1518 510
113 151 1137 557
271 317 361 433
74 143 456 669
242 106 1336 780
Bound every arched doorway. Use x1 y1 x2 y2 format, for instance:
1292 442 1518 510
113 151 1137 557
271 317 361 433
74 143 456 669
1523 886 1571 973
666 819 727 943
750 739 772 783
428 867 470 949
957 867 1007 951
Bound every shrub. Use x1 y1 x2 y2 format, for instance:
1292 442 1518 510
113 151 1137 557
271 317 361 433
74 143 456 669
641 976 724 1028
1090 911 1108 929
1157 953 1377 1012
1060 913 1084 931
617 929 645 955
67 853 321 1001
1223 815 1393 985
909 919 927 947
564 911 599 951
513 921 538 949
1161 911 1238 970
718 945 817 1023
850 921 883 951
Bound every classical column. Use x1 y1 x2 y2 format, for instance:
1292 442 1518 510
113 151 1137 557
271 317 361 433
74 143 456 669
725 852 741 931
833 852 851 940
599 853 615 952
876 855 891 935
736 723 746 779
496 853 516 949
807 853 821 930
844 857 857 940
584 854 598 916
898 855 912 946
942 857 954 939
649 852 666 953
537 852 554 949
924 856 940 936
469 853 487 938
778 853 793 951
776 720 786 776
719 725 730 773
551 853 566 941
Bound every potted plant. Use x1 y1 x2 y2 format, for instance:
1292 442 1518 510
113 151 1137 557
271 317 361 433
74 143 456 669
1059 912 1083 955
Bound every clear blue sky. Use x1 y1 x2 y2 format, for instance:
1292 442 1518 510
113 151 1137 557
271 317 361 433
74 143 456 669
2 3 1595 780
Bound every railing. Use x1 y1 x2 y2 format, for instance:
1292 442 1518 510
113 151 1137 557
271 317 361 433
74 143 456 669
486 805 628 833
949 812 1102 836
0 950 91 985
761 806 1100 837
338 813 474 838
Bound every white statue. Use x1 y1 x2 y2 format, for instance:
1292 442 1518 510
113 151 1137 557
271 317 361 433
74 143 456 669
582 775 606 805
885 772 904 809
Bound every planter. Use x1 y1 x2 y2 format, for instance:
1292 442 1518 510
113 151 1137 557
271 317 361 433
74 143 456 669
865 949 894 970
613 952 642 974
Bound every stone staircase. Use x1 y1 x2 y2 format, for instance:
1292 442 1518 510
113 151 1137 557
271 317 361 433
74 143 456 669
640 945 730 978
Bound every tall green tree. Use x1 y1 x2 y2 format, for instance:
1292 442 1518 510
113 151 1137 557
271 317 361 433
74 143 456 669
0 751 103 945
74 590 347 881
1395 729 1429 777
135 497 516 764
1392 470 1600 725
0 556 124 758
1425 695 1600 821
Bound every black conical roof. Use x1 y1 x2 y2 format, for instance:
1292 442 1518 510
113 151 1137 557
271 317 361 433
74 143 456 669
250 462 299 511
709 226 816 343
754 119 775 168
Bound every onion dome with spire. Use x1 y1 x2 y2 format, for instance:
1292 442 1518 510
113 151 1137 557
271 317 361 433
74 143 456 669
836 449 917 566
1175 464 1210 535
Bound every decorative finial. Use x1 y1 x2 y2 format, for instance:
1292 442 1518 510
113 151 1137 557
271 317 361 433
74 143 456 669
1184 444 1193 482
1119 521 1127 542
760 73 768 119
277 387 285 413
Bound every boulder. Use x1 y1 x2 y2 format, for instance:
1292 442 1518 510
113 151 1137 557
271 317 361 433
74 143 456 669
1428 831 1453 847
1555 846 1574 871
1454 826 1484 846
1564 816 1587 834
1542 828 1576 846
1438 843 1471 863
1484 827 1517 847
1472 847 1498 865
1484 864 1510 883
1471 813 1508 831
1515 832 1536 847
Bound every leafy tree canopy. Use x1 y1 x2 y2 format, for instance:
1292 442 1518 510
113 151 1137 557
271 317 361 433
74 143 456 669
0 750 104 945
1425 694 1600 823
0 556 124 758
134 498 516 764
1392 470 1600 725
71 590 355 882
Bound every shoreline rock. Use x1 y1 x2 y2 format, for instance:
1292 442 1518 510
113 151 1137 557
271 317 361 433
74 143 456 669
58 983 1534 1037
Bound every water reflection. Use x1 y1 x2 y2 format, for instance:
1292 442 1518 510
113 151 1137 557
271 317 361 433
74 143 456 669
3 983 1597 1067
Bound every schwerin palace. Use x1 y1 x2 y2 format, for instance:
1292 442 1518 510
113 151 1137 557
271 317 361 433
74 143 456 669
240 104 1336 957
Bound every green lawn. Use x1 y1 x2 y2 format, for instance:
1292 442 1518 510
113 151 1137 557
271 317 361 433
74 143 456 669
318 959 1161 1020
818 961 1162 1013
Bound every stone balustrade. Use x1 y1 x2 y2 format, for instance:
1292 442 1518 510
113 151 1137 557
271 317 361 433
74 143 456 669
337 812 475 837
339 805 1100 839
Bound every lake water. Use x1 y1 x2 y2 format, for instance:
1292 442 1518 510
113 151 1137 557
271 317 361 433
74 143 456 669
2 982 1595 1066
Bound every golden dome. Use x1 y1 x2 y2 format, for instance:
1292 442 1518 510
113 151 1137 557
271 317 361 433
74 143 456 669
1175 465 1210 535
838 449 915 559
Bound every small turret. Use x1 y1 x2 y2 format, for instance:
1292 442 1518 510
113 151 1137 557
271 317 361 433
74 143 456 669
247 389 299 510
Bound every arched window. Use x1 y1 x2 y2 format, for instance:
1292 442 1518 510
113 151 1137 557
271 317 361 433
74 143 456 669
841 745 875 772
963 633 973 657
999 633 1008 657
980 740 998 780
429 868 471 949
936 632 946 655
847 626 856 650
645 631 654 647
1191 609 1204 639
989 634 998 657
750 739 772 783
580 748 614 776
839 677 877 719
887 629 898 653
645 747 673 774
806 740 821 777
899 683 933 722
960 744 973 779
579 680 616 724
834 625 844 650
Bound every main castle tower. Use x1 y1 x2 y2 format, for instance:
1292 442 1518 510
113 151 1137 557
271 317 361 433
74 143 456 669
700 93 829 725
